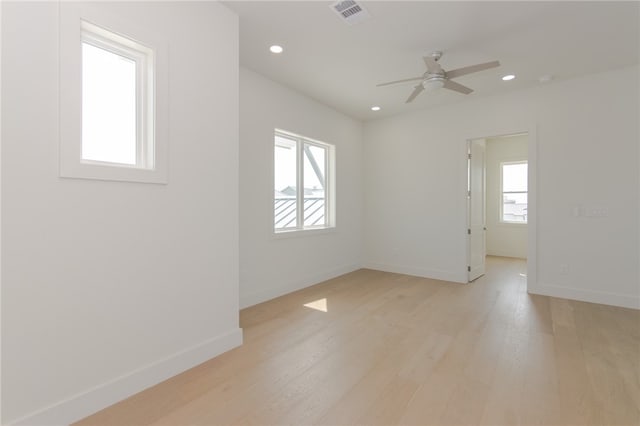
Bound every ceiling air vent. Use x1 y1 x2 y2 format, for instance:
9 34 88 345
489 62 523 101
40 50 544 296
330 0 370 25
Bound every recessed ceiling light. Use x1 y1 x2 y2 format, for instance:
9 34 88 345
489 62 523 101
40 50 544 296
269 45 283 54
502 74 516 81
371 106 381 111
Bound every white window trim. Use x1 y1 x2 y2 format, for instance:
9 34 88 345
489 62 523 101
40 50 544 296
59 4 168 184
80 21 154 169
273 129 336 234
500 160 528 225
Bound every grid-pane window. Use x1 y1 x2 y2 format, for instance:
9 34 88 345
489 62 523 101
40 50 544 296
274 131 334 232
501 162 528 223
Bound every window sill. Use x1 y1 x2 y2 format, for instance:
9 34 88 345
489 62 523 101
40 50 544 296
498 221 528 227
271 226 337 240
60 161 168 184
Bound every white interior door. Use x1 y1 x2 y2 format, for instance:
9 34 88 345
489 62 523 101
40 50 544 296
468 139 486 281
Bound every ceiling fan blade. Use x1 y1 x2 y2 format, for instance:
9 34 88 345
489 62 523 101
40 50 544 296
405 84 424 103
376 76 424 87
423 56 443 73
443 79 473 95
446 60 500 79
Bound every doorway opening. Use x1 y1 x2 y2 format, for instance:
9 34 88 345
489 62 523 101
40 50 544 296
467 132 534 285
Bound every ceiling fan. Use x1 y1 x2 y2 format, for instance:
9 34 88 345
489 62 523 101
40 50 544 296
377 51 500 103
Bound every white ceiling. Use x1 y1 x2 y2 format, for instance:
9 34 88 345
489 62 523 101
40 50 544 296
225 1 640 121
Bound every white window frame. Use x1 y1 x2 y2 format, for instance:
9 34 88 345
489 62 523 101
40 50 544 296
59 4 168 184
500 160 528 224
273 129 336 234
80 21 154 169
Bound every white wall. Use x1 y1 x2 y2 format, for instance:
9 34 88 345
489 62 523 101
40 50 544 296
239 67 363 308
364 65 639 308
1 2 241 424
485 134 528 259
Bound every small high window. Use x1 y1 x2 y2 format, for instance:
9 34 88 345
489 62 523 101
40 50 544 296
81 21 154 168
501 161 528 223
274 130 335 232
59 8 168 184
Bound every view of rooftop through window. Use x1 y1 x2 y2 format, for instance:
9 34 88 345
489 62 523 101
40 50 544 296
274 135 298 229
274 132 330 231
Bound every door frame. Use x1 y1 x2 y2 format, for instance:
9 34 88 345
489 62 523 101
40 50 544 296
467 138 487 282
465 126 537 291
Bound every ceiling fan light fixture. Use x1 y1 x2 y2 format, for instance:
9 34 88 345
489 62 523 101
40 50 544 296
422 78 445 91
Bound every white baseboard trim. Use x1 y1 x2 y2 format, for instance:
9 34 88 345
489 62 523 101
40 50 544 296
486 251 527 260
362 262 467 284
240 263 361 308
529 282 640 310
10 328 243 426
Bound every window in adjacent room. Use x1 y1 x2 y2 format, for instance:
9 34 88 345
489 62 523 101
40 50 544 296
81 21 154 168
274 130 335 232
501 161 528 223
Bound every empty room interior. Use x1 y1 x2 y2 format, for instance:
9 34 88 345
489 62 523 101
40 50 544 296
2 1 639 425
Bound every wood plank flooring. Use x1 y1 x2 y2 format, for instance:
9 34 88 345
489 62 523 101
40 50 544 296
76 256 640 425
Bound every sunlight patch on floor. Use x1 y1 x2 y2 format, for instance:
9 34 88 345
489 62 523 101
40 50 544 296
304 298 328 312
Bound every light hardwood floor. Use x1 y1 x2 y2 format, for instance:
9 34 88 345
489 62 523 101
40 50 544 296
76 256 640 425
